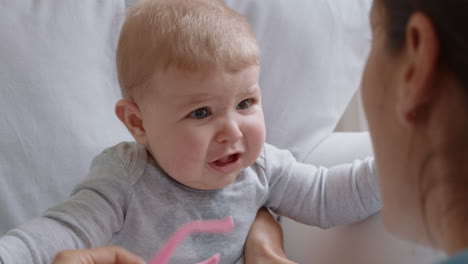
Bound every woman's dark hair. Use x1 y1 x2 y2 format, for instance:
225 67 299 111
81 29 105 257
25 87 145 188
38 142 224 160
381 0 468 89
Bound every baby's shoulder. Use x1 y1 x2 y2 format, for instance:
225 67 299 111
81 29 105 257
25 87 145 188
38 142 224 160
89 141 147 184
252 143 296 171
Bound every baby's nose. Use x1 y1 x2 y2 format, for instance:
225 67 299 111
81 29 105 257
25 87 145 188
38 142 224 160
215 119 242 143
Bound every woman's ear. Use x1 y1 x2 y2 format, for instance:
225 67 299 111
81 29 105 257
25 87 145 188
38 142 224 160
115 99 148 145
397 12 440 126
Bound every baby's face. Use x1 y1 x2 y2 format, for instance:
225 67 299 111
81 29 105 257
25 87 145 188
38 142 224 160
139 65 265 190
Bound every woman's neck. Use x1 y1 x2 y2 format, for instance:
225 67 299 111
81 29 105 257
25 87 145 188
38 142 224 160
422 77 468 255
435 203 468 255
424 154 468 255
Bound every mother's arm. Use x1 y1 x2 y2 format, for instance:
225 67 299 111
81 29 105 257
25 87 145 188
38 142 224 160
244 209 297 264
53 246 145 264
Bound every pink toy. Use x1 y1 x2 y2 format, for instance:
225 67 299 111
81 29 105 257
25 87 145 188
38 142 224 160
149 216 234 264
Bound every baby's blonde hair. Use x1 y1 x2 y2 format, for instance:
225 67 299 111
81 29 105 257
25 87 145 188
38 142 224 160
116 0 260 99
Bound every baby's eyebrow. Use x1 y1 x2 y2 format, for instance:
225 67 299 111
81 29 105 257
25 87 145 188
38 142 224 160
176 91 216 101
174 93 217 111
237 86 261 99
241 87 260 96
175 85 260 110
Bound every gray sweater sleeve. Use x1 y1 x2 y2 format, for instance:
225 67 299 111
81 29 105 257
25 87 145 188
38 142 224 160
263 144 381 229
0 151 134 264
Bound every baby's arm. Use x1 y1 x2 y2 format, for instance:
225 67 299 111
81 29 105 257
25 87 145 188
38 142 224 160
263 144 381 229
0 155 132 264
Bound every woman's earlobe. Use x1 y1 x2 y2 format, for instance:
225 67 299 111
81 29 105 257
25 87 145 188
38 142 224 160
398 102 430 127
115 99 148 145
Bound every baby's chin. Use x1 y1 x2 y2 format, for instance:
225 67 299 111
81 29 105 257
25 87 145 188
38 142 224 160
171 155 257 191
182 172 240 191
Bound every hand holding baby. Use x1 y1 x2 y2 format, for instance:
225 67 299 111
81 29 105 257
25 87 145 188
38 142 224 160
52 246 145 264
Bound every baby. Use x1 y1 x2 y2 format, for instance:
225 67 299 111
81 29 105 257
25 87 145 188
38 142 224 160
0 0 381 263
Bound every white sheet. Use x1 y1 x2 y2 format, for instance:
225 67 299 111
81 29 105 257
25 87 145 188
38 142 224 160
0 0 371 234
225 0 372 160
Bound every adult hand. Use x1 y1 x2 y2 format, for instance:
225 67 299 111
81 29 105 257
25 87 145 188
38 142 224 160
244 208 298 264
53 246 146 264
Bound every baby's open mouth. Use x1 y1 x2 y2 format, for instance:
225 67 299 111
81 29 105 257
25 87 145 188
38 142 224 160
212 153 241 167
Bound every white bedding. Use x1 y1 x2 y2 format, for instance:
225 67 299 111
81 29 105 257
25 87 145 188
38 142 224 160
0 0 370 235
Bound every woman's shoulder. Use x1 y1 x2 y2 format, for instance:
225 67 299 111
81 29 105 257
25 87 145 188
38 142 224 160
440 251 468 264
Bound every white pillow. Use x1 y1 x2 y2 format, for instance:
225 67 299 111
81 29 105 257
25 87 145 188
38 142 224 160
0 0 371 234
0 0 132 233
225 0 372 161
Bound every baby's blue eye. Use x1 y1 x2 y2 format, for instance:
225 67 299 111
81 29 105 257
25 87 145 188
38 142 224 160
237 99 252 110
189 108 211 119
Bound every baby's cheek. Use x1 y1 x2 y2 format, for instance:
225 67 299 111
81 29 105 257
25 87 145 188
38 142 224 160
246 122 266 163
174 145 201 166
159 142 199 170
251 117 266 145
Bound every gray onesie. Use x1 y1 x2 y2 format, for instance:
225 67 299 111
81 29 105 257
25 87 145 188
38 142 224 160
0 142 380 264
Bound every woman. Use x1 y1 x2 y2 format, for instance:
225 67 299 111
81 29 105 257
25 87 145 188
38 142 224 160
52 0 468 263
365 0 468 259
362 0 468 257
249 0 468 262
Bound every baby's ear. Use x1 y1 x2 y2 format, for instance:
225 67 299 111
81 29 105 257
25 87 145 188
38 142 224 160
115 99 148 145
